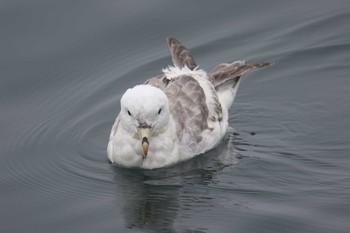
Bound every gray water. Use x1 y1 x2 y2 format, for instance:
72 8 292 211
1 1 350 232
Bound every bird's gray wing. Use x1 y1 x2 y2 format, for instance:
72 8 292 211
110 115 120 138
167 37 197 70
163 75 209 142
209 61 271 89
144 74 169 91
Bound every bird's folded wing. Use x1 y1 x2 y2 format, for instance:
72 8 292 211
146 74 209 142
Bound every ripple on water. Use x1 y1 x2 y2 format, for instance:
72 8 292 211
1 76 122 203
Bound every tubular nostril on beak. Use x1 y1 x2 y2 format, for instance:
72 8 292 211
142 137 149 145
138 121 151 129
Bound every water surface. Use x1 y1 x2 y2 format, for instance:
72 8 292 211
1 1 350 232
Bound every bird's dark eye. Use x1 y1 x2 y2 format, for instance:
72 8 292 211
158 108 162 115
127 110 131 116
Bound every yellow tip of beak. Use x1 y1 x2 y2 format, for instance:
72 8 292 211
142 141 149 157
138 127 151 158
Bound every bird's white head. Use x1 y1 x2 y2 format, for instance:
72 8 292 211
120 85 170 157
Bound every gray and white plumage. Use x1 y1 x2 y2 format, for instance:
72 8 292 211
107 37 270 169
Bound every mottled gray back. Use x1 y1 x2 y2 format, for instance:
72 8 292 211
145 38 271 143
146 74 209 142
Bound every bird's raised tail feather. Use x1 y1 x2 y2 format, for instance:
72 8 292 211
209 61 271 109
209 61 271 89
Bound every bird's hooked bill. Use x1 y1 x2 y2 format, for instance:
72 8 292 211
142 137 149 157
138 127 151 157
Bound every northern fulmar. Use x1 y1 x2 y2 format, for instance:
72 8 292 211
107 37 271 169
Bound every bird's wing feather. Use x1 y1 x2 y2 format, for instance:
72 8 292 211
167 37 197 70
110 115 120 138
209 61 271 89
166 75 209 142
144 74 169 90
147 74 209 142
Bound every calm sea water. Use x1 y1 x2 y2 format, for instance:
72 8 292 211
1 0 350 232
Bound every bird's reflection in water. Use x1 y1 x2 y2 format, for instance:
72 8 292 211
112 132 239 232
